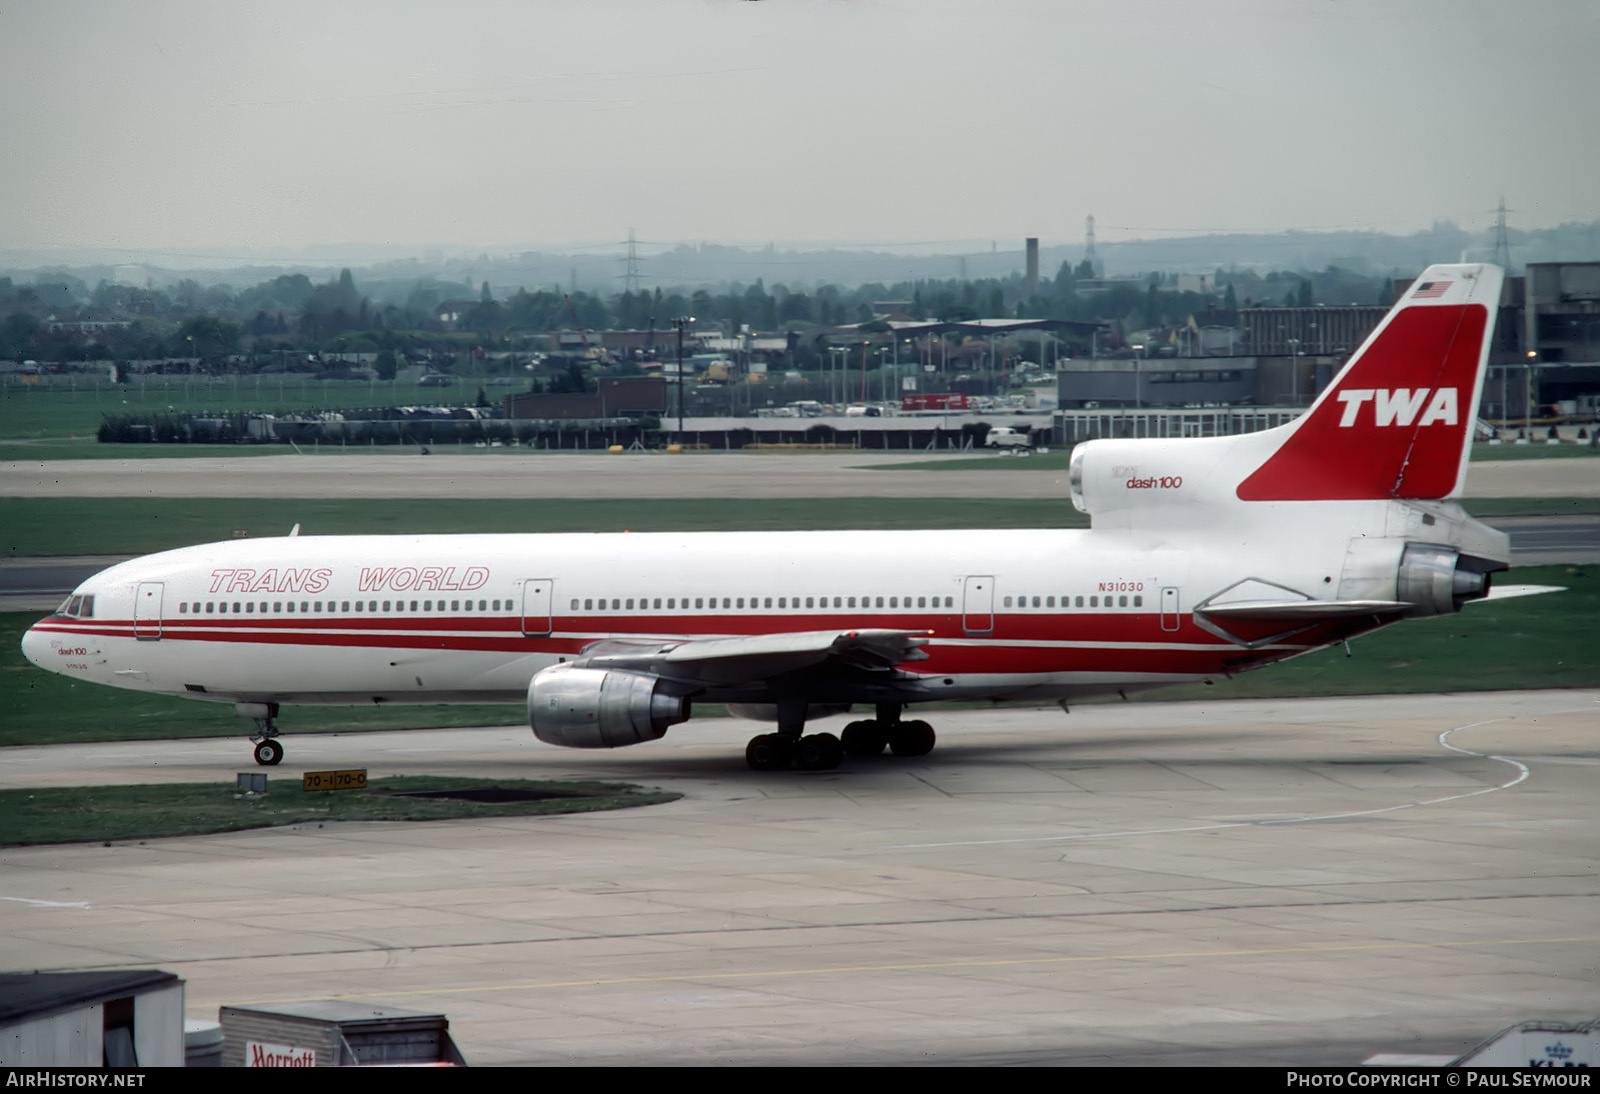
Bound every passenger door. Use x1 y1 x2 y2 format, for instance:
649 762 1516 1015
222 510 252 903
961 575 994 636
134 581 164 640
521 578 554 638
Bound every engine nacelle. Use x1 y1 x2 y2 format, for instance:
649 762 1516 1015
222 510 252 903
1396 543 1492 617
527 663 689 749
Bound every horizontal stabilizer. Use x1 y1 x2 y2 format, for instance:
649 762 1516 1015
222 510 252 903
1194 597 1412 649
1472 583 1566 603
1198 599 1411 623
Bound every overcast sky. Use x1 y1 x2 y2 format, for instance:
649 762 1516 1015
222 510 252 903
2 0 1595 263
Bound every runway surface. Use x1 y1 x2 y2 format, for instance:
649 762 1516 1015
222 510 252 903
1 450 1596 500
3 691 1596 1066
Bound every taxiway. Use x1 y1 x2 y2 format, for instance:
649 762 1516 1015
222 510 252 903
2 691 1595 1066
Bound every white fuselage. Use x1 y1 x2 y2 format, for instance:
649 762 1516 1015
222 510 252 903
21 524 1358 711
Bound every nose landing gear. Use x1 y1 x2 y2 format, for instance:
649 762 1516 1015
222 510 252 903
238 702 284 766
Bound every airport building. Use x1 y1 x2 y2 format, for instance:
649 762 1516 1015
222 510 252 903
1053 262 1600 443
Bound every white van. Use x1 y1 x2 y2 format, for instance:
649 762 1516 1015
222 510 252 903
984 426 1031 450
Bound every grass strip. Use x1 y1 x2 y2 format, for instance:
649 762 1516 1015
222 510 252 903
859 443 1599 473
4 495 1595 558
0 497 1092 557
0 775 681 847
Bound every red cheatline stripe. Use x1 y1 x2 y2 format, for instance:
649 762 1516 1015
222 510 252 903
28 623 1300 675
33 610 1229 644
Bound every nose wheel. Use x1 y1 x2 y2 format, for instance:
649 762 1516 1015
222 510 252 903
240 702 285 766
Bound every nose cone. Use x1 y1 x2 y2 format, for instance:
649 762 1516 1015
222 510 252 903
21 622 54 672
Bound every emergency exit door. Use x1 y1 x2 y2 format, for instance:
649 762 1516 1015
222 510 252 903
1160 586 1180 632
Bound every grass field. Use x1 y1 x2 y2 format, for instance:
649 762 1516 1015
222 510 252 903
0 377 499 440
0 497 1094 557
4 495 1592 558
3 564 1593 748
0 776 681 847
863 442 1600 474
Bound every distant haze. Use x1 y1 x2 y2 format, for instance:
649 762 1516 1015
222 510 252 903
2 0 1596 263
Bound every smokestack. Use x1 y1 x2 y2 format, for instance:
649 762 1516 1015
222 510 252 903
1025 237 1039 298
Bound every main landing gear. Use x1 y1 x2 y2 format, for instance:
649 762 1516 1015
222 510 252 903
238 702 284 766
744 702 936 772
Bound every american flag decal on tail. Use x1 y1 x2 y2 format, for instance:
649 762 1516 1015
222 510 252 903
1412 280 1451 299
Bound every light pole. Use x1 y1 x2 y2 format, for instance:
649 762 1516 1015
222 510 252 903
1286 337 1301 406
672 316 694 435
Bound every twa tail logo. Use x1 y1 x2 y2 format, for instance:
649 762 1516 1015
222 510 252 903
1336 387 1458 428
1237 263 1499 502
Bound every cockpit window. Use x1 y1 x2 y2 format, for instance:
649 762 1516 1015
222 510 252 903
59 595 93 618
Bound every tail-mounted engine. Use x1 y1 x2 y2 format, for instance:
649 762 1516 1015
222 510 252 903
1396 543 1495 617
527 663 689 749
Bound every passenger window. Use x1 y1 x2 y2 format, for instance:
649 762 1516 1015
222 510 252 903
286 602 295 613
1133 595 1143 607
945 597 954 608
875 596 883 608
1119 595 1128 607
1090 596 1098 607
447 600 457 611
626 599 634 610
1075 596 1084 608
1047 596 1055 607
654 598 661 609
667 598 675 609
247 602 256 614
736 598 744 609
1031 596 1039 608
1003 596 1013 608
805 597 814 608
832 597 841 608
179 603 188 614
382 601 391 612
764 597 772 609
570 599 579 610
695 598 704 609
206 602 214 613
354 602 363 612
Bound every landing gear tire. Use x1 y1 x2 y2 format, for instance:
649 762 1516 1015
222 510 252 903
794 732 843 771
841 719 888 757
253 738 284 766
745 733 794 772
889 719 936 757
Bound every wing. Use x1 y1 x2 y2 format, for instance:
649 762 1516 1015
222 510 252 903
572 628 931 687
